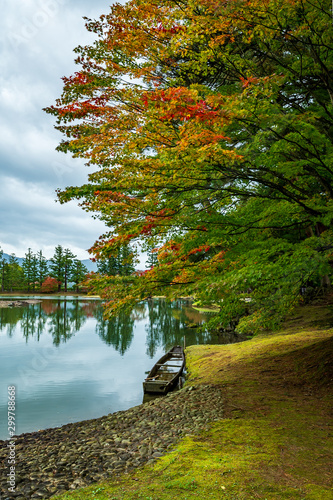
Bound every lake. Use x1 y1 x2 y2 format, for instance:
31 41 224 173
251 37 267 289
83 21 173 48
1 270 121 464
0 297 238 440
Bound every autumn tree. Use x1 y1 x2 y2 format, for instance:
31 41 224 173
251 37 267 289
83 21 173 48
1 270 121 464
41 277 60 294
45 0 333 333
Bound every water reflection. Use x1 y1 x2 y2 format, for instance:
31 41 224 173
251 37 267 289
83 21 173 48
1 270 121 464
145 298 214 357
95 307 135 355
0 298 224 354
48 299 87 346
0 297 246 439
0 307 25 337
93 299 217 356
0 299 90 345
0 303 47 340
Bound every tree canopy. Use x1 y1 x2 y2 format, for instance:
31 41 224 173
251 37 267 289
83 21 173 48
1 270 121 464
45 0 333 333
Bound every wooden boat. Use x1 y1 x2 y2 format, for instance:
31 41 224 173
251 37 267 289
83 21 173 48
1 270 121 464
143 345 185 394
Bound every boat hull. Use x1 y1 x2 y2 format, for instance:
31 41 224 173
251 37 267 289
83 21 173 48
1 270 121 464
142 380 172 394
143 346 185 394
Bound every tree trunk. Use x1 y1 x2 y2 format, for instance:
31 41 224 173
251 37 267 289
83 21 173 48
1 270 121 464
321 274 331 288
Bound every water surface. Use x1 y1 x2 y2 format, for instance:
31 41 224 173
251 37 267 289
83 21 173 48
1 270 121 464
0 297 224 440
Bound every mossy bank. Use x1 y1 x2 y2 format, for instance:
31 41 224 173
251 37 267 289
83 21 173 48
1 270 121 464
3 297 333 500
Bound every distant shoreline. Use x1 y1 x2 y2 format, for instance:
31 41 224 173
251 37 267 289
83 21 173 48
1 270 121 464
0 293 99 297
0 299 43 308
0 294 101 306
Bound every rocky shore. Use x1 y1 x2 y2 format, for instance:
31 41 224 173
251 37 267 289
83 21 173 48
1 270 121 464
0 384 224 499
0 300 42 308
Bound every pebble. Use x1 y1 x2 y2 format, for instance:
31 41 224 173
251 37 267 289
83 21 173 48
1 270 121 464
0 384 224 499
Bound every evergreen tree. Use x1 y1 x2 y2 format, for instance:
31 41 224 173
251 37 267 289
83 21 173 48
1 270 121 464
37 250 49 289
2 262 9 292
30 253 39 292
71 259 88 292
49 245 64 292
0 247 5 293
0 249 24 292
97 255 119 276
97 244 135 276
145 244 158 269
118 245 135 276
22 248 35 292
49 246 76 292
63 248 76 292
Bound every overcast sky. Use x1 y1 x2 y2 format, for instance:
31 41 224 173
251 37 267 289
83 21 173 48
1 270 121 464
0 0 117 261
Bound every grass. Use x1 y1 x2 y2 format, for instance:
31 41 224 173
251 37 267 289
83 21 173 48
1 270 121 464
52 296 333 500
192 300 220 312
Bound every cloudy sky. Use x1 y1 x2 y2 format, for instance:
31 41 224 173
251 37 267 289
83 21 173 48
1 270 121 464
0 0 117 261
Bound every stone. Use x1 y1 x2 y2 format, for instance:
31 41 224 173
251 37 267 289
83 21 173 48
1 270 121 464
138 445 149 456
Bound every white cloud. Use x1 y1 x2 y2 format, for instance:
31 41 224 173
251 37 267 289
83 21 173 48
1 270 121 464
0 1 112 260
0 176 106 259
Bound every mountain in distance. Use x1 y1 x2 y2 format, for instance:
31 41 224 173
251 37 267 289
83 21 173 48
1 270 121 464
2 253 97 272
2 253 24 265
81 259 97 272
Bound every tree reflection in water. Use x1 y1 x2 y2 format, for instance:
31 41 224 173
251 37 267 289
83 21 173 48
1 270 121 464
94 306 135 355
48 299 89 346
0 298 241 354
0 303 48 341
94 299 214 357
0 299 92 345
145 298 215 358
0 306 27 338
21 302 47 342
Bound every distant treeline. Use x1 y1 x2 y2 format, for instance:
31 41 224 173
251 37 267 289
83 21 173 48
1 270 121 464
0 244 136 293
0 245 88 293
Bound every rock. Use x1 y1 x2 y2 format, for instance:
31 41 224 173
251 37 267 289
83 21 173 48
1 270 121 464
121 439 131 445
33 489 49 497
138 445 149 456
69 479 86 489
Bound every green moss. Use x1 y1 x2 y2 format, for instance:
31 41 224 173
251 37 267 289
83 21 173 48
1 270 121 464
192 301 220 312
